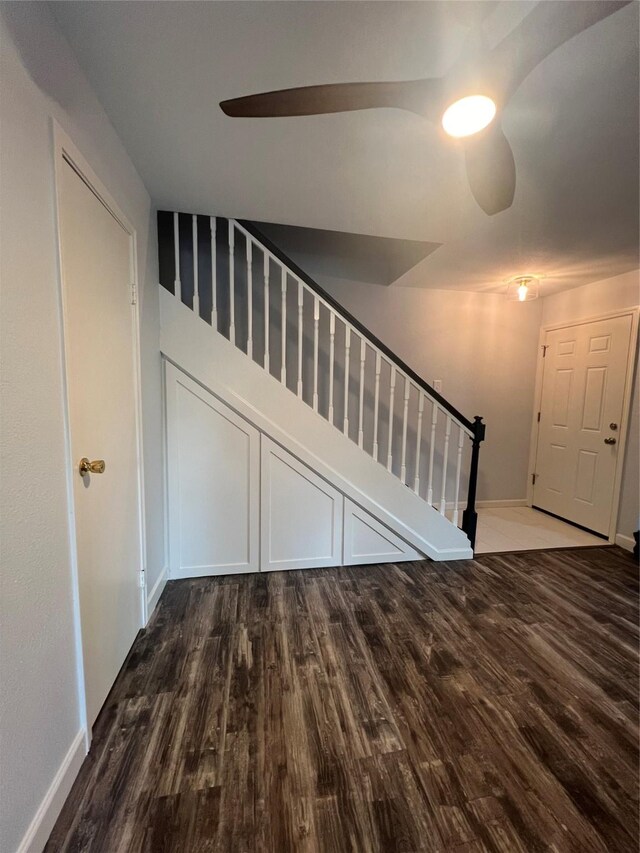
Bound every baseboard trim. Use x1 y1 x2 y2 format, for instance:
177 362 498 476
16 729 86 853
444 499 528 511
477 499 528 509
146 565 168 620
615 533 635 552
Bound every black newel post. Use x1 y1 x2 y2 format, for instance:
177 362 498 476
462 416 485 552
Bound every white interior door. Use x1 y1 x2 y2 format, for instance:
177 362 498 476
533 314 634 535
166 365 260 578
59 157 142 727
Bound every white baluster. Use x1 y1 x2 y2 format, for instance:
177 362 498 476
328 312 336 424
358 338 366 448
343 326 351 435
246 237 253 359
427 404 438 505
440 418 452 515
173 212 181 302
387 367 396 472
228 220 235 345
192 214 199 317
373 352 381 462
280 268 287 385
263 251 270 373
210 216 217 328
400 378 410 483
297 281 304 398
453 426 465 527
414 394 424 494
313 296 320 412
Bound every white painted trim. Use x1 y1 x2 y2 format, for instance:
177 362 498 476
146 566 168 620
615 533 635 552
527 307 639 544
51 119 148 745
477 499 528 509
16 730 86 853
160 295 473 560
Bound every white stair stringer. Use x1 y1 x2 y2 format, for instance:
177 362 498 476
160 288 473 561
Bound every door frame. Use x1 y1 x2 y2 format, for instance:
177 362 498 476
52 120 148 747
526 307 639 542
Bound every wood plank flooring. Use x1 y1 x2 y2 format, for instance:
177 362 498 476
46 546 639 852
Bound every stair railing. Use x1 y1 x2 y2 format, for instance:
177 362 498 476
160 211 485 549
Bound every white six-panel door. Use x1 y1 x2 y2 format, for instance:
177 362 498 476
165 365 425 575
533 314 634 535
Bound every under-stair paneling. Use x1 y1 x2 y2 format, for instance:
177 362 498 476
166 365 260 578
343 498 422 566
261 436 343 571
161 290 473 560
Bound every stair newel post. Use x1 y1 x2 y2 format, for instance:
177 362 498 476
246 237 253 359
328 312 336 424
263 250 270 373
228 220 235 345
173 211 181 303
462 416 486 551
210 216 217 329
192 214 199 318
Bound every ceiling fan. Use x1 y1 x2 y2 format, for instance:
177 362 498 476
220 1 630 216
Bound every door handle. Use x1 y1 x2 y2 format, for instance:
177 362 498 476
79 457 106 476
603 437 617 446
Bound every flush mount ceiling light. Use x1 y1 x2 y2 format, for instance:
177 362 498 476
441 95 497 138
506 275 540 302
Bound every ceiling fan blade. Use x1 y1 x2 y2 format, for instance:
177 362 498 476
464 122 516 215
488 0 632 101
220 79 441 119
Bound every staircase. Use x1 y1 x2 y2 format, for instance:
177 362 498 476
158 211 485 574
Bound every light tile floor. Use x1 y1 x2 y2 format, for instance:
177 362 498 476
474 505 606 554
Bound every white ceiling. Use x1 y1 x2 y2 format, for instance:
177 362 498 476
52 1 639 295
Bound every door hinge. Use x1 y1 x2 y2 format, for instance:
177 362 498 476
130 282 137 305
537 411 541 422
541 344 548 357
138 569 146 589
532 473 537 486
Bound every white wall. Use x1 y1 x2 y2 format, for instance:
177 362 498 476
318 269 638 538
541 270 639 542
317 275 544 502
0 5 164 851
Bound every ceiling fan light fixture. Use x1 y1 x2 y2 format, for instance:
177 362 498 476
441 95 496 138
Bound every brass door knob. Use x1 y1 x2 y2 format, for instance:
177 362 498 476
603 437 617 446
79 457 106 476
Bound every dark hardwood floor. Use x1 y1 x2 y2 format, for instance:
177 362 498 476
47 547 639 852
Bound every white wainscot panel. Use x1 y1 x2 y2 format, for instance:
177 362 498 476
167 366 260 578
343 498 423 566
261 436 343 571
